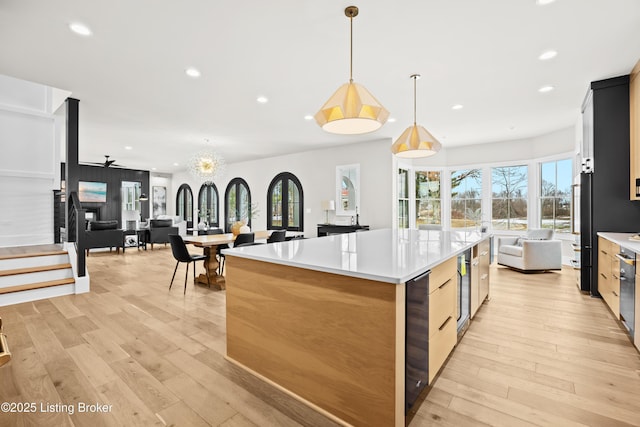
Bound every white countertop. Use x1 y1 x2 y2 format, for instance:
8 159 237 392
222 228 489 284
597 232 640 253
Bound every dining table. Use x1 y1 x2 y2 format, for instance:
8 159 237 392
182 230 302 290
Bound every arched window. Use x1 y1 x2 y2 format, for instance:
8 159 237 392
225 178 251 231
176 183 194 228
267 172 303 231
197 183 219 227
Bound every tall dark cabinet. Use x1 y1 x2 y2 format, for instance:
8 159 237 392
580 75 640 295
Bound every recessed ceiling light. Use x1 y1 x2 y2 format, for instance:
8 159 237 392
256 96 268 104
387 118 397 123
536 0 556 5
304 115 314 120
452 104 464 110
173 163 179 166
152 168 157 171
69 22 92 36
185 67 201 78
538 85 555 93
124 146 132 150
538 50 557 60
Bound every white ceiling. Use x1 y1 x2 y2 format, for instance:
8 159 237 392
1 0 640 173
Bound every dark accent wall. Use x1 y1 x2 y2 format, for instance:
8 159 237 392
61 163 150 228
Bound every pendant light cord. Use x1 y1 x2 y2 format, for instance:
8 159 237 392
349 15 353 83
413 75 417 125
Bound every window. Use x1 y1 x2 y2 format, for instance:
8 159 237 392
225 178 251 231
176 183 194 227
451 169 482 229
540 158 572 233
267 172 303 231
491 165 528 231
198 183 219 227
415 171 441 226
398 168 409 228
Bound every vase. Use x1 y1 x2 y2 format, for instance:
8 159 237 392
231 221 245 236
239 224 251 234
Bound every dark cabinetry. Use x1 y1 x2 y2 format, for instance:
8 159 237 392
580 76 640 295
316 224 369 237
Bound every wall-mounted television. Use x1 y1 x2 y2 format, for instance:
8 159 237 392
79 181 107 203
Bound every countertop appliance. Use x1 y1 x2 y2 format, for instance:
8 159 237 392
579 75 640 295
617 247 636 339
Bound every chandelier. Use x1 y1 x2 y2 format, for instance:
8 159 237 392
188 140 226 183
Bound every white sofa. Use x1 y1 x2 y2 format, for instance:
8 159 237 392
497 229 562 272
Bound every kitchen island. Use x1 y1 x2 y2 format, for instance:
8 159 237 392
222 228 491 426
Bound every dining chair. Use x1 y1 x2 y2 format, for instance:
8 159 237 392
219 232 255 276
206 228 229 275
168 234 210 294
267 229 286 243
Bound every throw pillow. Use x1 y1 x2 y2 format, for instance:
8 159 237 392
515 237 525 246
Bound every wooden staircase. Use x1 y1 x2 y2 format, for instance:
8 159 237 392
0 244 78 306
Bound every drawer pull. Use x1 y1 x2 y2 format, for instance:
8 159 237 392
438 278 452 290
600 273 607 279
480 251 488 256
439 316 452 331
480 274 488 280
612 291 618 297
472 260 479 266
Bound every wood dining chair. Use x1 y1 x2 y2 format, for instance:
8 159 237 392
168 234 210 293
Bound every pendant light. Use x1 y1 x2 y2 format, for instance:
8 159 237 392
391 74 442 158
315 6 389 135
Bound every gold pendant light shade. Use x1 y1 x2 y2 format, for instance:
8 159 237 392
315 6 389 135
391 124 442 158
391 74 441 158
315 81 389 134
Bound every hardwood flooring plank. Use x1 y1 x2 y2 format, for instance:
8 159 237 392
67 343 119 388
109 357 179 412
97 378 164 427
162 372 238 425
119 338 182 383
81 329 131 363
156 400 209 427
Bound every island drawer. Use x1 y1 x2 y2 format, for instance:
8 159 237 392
429 256 457 293
428 274 456 338
428 314 456 383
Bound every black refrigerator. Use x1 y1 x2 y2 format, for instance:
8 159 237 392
579 75 640 296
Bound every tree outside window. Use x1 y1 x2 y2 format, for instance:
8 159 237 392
540 158 572 233
451 169 482 229
491 165 528 230
415 171 441 226
398 168 409 229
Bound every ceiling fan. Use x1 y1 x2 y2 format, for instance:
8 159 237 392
85 155 124 168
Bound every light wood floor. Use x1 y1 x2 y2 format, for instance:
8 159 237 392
0 247 639 426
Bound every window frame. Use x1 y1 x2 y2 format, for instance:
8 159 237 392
197 182 220 227
267 172 304 231
176 183 194 228
491 164 530 232
414 170 443 227
539 157 573 234
224 178 251 232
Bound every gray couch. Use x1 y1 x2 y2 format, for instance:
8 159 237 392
84 220 124 255
497 229 562 272
148 219 178 249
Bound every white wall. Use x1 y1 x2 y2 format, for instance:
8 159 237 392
172 138 394 237
0 75 60 247
412 127 576 167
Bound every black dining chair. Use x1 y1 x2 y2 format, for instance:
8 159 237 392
168 234 210 294
206 228 229 274
218 232 255 276
267 229 286 243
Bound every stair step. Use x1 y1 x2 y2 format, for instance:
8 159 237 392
0 249 67 261
0 263 72 277
0 278 75 295
0 253 70 271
